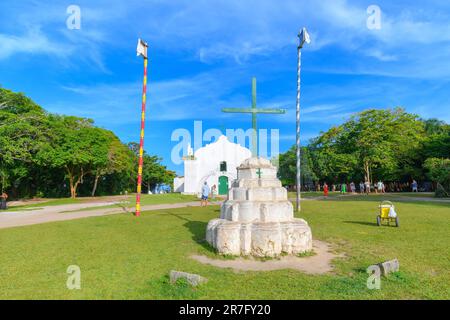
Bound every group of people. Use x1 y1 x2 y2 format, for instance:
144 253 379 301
320 179 420 197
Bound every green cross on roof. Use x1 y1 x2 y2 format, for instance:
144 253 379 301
221 77 286 156
256 168 262 179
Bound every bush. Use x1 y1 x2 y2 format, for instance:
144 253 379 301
435 183 449 198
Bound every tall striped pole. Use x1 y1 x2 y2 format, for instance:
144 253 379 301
136 39 149 217
296 28 310 213
296 42 302 212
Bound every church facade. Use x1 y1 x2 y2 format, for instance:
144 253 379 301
174 135 252 196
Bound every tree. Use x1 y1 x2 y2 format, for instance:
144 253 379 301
309 126 357 184
90 131 133 196
279 108 431 187
0 88 49 196
37 116 110 198
423 158 450 196
343 108 424 183
312 108 424 184
126 143 176 192
422 119 450 159
278 146 317 187
141 155 175 192
0 87 177 199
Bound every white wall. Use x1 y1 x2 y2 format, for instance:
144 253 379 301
183 159 198 194
173 176 185 193
176 135 252 195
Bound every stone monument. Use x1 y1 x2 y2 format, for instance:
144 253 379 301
206 157 312 257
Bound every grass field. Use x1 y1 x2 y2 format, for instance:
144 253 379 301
0 196 449 299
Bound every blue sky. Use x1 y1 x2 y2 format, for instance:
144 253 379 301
1 0 449 175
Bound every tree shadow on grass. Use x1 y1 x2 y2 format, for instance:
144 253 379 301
167 212 216 254
343 220 378 227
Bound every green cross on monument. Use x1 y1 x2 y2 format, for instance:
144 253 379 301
256 168 262 179
222 77 286 156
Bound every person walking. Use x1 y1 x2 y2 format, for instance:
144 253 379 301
211 185 217 200
341 183 346 194
323 183 329 197
377 181 385 194
411 180 418 192
350 181 356 194
201 181 210 207
359 181 365 194
364 181 370 195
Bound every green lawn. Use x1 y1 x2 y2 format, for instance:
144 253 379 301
0 198 449 299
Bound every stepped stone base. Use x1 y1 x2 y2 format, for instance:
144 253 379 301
206 218 312 257
205 157 312 257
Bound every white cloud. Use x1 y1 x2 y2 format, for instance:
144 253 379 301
1 0 449 78
56 69 249 123
0 26 68 59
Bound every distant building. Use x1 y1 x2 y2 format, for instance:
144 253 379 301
173 135 251 196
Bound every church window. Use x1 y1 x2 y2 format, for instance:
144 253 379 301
220 161 227 172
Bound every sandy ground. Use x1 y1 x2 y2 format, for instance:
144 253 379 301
0 201 217 230
191 240 344 274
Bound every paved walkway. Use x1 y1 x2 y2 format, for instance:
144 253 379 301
2 193 447 230
0 201 220 230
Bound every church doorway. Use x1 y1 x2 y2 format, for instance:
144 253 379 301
218 176 229 195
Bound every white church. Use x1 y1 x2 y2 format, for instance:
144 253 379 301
173 135 252 196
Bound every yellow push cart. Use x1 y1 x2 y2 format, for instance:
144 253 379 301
377 200 399 227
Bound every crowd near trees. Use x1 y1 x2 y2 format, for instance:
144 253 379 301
0 87 175 199
1 87 448 199
279 108 450 197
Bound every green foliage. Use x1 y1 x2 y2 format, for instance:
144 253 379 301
0 88 49 194
0 87 174 199
281 108 442 186
424 158 450 197
422 119 450 159
142 155 176 191
278 146 317 186
434 183 449 198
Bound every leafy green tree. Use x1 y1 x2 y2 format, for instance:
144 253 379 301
309 108 424 184
37 116 110 198
0 88 49 195
278 146 317 187
422 119 450 159
309 126 357 184
141 155 175 192
90 131 133 196
423 158 450 196
341 108 424 183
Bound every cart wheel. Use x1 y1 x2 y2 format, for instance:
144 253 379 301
377 216 381 226
395 216 400 227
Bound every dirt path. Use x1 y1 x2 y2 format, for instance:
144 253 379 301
0 201 219 230
191 240 344 274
